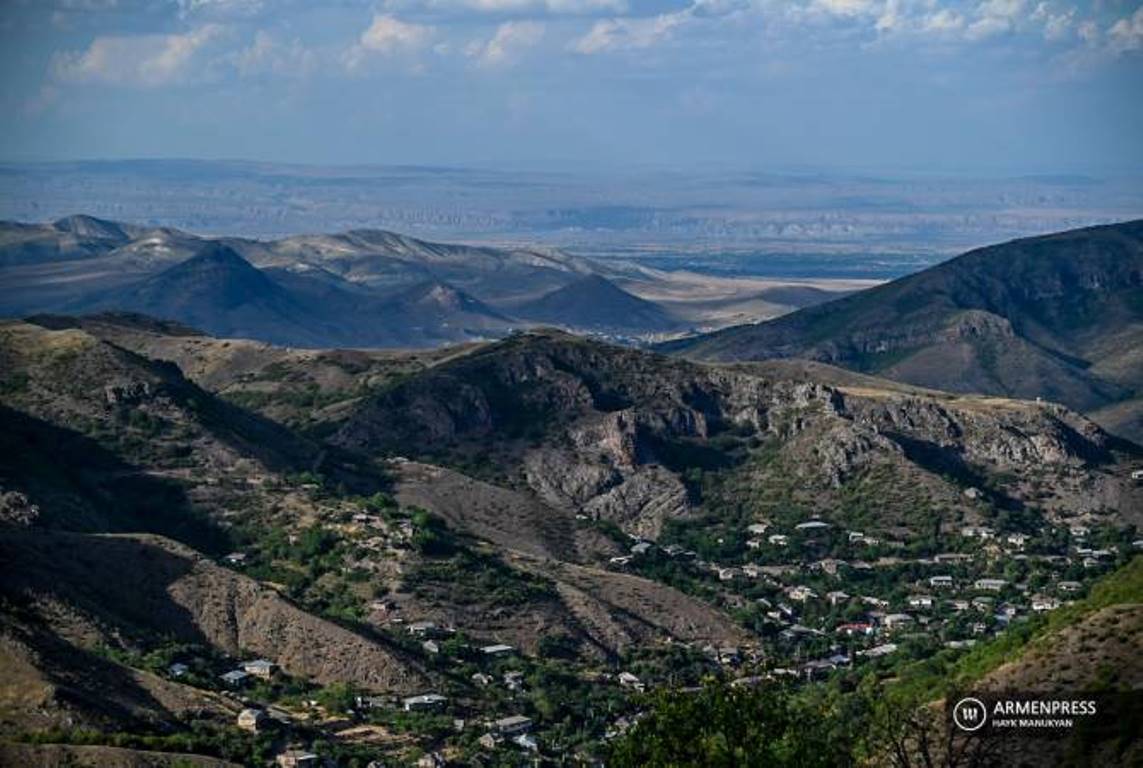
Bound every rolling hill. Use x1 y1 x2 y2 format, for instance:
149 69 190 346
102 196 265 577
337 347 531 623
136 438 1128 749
663 220 1143 443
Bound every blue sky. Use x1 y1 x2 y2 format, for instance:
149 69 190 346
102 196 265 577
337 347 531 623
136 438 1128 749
1 0 1141 173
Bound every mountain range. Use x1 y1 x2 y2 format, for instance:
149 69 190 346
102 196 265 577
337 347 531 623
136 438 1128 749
2 218 1143 765
664 220 1143 444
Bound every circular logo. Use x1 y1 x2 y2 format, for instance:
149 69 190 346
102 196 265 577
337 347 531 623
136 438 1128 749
953 697 988 732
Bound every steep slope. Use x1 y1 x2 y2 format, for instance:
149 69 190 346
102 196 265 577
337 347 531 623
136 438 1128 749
0 529 425 695
0 320 379 543
78 243 335 347
334 331 1141 538
515 274 678 333
664 220 1143 438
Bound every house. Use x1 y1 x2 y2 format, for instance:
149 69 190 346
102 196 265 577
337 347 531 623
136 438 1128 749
796 520 830 532
408 621 437 636
858 643 898 658
882 613 914 630
1069 525 1090 538
972 622 987 635
826 591 851 606
742 564 762 578
356 695 388 709
276 751 319 768
747 523 769 535
472 672 493 686
718 567 741 581
861 596 889 609
971 596 994 611
934 553 973 564
481 644 515 656
1057 581 1082 593
974 578 1008 592
907 595 935 609
836 622 873 637
1005 533 1029 548
220 670 249 687
495 715 533 735
417 753 446 768
1031 596 1061 612
609 556 633 566
768 534 789 546
930 575 954 589
223 552 247 566
960 526 994 539
514 733 539 751
423 640 440 654
168 663 189 678
403 693 447 712
949 599 970 612
662 544 685 557
1132 469 1143 481
618 672 645 692
963 487 982 500
479 732 504 750
848 531 866 543
631 541 653 556
746 539 763 550
237 708 267 733
241 659 277 680
801 660 836 679
787 585 817 601
812 559 843 576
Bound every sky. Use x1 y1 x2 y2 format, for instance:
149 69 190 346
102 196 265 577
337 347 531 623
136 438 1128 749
0 0 1141 174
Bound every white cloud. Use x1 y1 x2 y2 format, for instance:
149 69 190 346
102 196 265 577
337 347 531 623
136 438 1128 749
50 24 225 87
812 0 877 18
1108 7 1143 54
1076 18 1098 44
466 20 545 66
177 0 267 18
570 9 689 53
345 14 435 69
384 0 627 15
231 30 317 76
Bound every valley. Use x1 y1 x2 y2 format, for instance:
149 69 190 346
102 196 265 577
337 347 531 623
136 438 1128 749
1 304 1140 766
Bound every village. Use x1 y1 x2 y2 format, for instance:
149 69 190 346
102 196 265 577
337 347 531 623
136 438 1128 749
153 477 1142 767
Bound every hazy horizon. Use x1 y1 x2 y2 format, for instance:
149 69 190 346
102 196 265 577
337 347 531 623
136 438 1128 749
3 1 1143 175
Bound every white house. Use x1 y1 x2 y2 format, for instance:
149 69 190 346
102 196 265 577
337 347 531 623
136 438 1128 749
481 644 515 656
882 613 914 630
403 693 448 712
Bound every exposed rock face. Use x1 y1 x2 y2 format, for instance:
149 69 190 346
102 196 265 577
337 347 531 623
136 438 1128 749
0 491 40 526
581 467 689 538
333 332 1135 534
812 422 903 488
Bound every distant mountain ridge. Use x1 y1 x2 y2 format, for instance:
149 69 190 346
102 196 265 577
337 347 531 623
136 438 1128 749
0 215 700 346
515 274 679 333
663 220 1143 443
